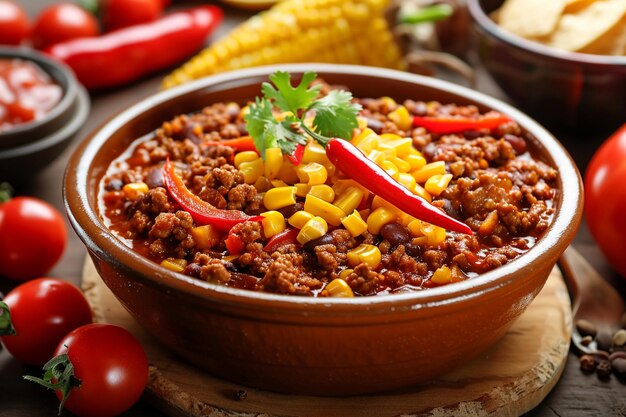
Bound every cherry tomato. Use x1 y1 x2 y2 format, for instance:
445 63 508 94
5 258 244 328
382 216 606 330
31 3 99 50
1 278 92 365
53 324 148 417
102 0 163 32
584 123 626 279
0 1 30 45
0 197 67 281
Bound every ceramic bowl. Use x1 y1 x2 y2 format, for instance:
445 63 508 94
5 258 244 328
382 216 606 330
0 47 89 184
64 64 582 396
467 0 626 134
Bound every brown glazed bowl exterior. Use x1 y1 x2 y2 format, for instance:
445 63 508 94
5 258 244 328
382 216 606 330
0 46 89 184
468 0 626 134
64 64 582 396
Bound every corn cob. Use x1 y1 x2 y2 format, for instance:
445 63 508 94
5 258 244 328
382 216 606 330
162 0 405 89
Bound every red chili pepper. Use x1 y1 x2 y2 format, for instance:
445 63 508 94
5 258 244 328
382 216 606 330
163 159 262 231
44 6 223 90
286 144 305 166
263 228 300 252
201 136 257 152
325 139 472 235
225 230 245 255
412 113 511 134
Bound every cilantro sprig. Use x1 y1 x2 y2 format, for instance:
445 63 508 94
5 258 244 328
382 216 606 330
244 71 362 158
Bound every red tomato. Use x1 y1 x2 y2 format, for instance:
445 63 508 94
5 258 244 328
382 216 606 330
102 0 163 32
0 197 67 281
53 324 148 417
1 278 92 365
0 1 30 45
31 3 99 50
584 123 626 279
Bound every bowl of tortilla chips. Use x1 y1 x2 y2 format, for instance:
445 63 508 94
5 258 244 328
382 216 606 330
468 0 626 133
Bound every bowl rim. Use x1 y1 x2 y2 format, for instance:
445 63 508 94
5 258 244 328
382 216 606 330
467 0 626 66
64 63 583 313
0 46 79 138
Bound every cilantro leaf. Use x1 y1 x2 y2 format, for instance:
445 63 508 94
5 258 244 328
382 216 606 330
310 90 362 140
244 98 307 158
244 98 277 158
262 71 320 114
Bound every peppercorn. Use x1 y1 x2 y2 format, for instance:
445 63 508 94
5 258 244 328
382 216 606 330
235 390 248 401
612 358 626 379
579 354 596 373
575 319 597 338
580 335 593 346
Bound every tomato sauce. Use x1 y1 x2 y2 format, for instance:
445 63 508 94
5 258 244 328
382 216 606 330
0 58 63 132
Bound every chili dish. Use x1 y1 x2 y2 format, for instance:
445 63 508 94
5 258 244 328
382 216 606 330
99 73 557 297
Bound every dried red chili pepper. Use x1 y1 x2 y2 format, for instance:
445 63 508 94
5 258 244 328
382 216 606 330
263 228 300 252
201 136 257 152
325 139 472 234
163 159 262 231
44 6 223 90
412 113 510 134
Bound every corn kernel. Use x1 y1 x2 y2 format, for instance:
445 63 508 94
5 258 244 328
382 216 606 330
421 223 447 245
431 266 452 285
351 128 375 147
239 158 264 184
325 278 354 297
304 194 346 226
234 151 259 168
407 219 424 237
367 149 386 166
412 161 446 183
341 210 368 237
381 160 399 179
398 172 417 190
191 225 220 249
405 154 427 170
392 157 411 173
339 268 353 280
384 138 413 157
294 183 311 197
302 142 330 165
261 211 286 238
388 105 411 130
160 258 188 273
347 244 382 269
379 96 396 107
288 211 315 229
309 184 335 202
334 186 364 214
425 174 453 196
276 159 300 184
367 206 397 234
355 132 380 153
297 162 327 185
413 183 432 202
264 147 283 179
123 182 149 201
379 133 403 142
263 186 296 210
297 216 328 244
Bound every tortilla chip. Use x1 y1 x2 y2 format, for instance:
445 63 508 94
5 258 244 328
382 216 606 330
564 0 599 14
547 0 626 51
498 0 567 38
579 16 626 55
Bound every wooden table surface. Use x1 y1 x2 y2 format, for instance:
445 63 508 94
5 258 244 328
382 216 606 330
1 1 625 416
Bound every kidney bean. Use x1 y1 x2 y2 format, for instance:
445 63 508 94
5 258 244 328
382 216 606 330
575 319 597 338
145 165 165 189
380 223 412 247
580 354 596 373
303 234 334 251
612 358 626 378
596 331 614 352
504 134 527 154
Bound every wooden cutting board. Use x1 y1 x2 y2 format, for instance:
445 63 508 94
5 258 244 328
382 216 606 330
82 259 572 417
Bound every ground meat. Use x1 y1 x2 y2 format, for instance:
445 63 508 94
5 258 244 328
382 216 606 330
257 253 323 296
189 253 231 284
345 264 384 296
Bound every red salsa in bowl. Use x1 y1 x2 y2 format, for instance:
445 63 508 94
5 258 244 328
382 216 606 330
0 58 63 132
98 72 557 297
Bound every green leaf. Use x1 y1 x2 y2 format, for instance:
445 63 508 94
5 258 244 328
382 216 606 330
0 300 15 336
244 98 307 159
262 71 321 114
310 90 362 140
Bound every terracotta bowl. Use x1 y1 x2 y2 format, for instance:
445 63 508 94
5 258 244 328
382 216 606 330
64 64 582 396
0 47 89 184
468 0 626 134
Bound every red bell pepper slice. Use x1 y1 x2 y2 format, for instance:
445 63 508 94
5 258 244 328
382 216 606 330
225 230 245 255
286 144 305 166
163 158 262 231
325 139 472 235
412 113 511 134
263 228 300 252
